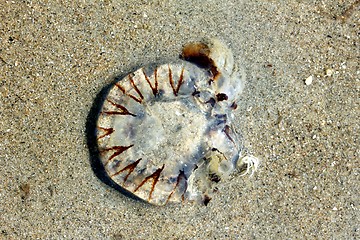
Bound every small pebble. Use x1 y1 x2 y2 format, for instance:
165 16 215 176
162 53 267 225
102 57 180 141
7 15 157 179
305 76 313 85
325 68 334 77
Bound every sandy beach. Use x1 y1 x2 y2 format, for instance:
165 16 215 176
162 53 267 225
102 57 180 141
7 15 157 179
1 1 359 239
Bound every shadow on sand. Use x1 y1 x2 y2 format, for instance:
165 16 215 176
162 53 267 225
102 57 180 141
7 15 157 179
85 78 144 203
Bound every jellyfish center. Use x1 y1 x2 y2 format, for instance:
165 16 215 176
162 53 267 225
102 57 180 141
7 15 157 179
135 98 208 168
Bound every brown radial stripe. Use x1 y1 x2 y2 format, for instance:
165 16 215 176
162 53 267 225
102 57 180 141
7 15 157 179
168 66 174 94
97 127 115 140
230 102 238 110
103 99 136 117
111 158 142 183
115 83 142 103
142 68 158 96
176 67 185 95
223 125 235 144
115 83 126 94
165 170 187 204
128 74 144 100
101 145 134 166
134 164 165 201
168 66 185 96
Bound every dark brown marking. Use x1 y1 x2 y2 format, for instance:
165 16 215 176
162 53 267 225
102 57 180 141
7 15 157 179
209 173 221 183
102 111 135 116
101 145 134 165
115 83 142 103
181 42 220 80
216 93 228 101
230 102 238 110
19 183 30 200
142 68 158 96
168 66 185 96
223 125 235 144
285 170 298 179
134 164 165 201
111 158 142 183
166 170 187 204
192 90 200 97
203 195 211 206
104 99 136 117
206 98 216 107
154 68 158 95
336 0 360 22
128 74 144 100
97 127 115 140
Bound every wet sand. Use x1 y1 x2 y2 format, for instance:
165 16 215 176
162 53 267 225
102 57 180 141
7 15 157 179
1 1 359 239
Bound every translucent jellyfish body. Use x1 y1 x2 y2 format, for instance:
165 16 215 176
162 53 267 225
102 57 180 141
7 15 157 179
95 39 258 205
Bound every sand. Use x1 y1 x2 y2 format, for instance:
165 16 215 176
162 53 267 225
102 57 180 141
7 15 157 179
0 1 359 239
